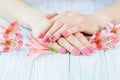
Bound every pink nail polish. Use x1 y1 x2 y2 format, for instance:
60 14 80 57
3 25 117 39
59 48 66 54
43 36 49 42
49 35 57 42
62 31 69 37
38 32 43 38
81 48 91 55
72 48 80 56
87 46 95 53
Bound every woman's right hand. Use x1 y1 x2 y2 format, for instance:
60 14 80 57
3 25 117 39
0 0 56 38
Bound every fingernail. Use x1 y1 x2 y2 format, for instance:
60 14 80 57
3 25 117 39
59 48 66 54
49 35 57 42
43 36 49 42
81 48 91 55
62 31 69 37
38 32 43 38
72 48 80 56
87 46 95 53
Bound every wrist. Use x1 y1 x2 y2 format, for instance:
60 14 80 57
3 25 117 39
0 0 46 29
90 4 120 30
90 12 114 30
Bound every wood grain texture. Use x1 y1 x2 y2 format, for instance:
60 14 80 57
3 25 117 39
0 0 119 80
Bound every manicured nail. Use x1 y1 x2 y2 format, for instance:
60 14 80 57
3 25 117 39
49 35 57 42
59 48 66 54
62 31 69 37
38 32 43 38
87 46 95 53
43 36 49 42
81 48 91 55
72 48 80 56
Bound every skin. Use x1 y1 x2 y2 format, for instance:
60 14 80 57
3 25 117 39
44 0 120 41
0 0 120 55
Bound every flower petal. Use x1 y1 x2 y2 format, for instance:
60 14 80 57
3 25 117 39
27 35 50 49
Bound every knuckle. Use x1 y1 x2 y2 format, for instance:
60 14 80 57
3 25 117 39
68 28 73 32
65 22 73 27
54 32 61 36
48 31 53 35
56 20 63 25
71 27 76 32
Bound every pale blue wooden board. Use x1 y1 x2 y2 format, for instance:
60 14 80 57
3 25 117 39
1 0 119 80
30 54 69 80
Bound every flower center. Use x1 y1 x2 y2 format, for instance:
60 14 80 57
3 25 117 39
94 39 100 44
111 27 117 33
5 40 11 46
5 27 13 34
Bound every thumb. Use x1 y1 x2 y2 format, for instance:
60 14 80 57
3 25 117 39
47 13 58 19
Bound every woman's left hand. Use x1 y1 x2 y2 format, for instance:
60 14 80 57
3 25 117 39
43 11 101 43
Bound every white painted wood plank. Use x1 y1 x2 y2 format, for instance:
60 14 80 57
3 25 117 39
70 47 120 80
13 49 34 80
0 50 33 80
30 53 70 80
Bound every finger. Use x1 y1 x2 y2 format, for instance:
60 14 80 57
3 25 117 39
62 24 87 37
50 17 85 39
42 18 64 42
47 13 58 19
74 33 95 55
65 35 91 55
43 16 75 42
75 33 90 46
32 18 52 38
47 42 66 54
57 37 80 56
61 17 91 37
49 21 74 42
42 11 71 42
50 11 71 22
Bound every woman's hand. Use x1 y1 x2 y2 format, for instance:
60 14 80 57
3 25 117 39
47 32 94 56
40 10 114 56
43 11 112 42
43 0 120 42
